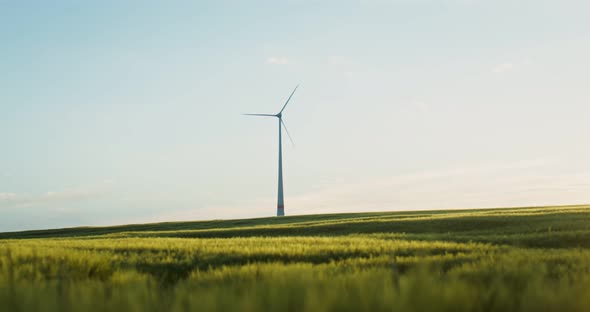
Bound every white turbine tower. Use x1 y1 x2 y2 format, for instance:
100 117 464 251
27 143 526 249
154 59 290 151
244 85 299 217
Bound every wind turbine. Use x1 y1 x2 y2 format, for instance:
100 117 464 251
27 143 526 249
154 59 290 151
244 85 299 217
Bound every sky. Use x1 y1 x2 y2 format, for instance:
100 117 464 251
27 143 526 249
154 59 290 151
1 0 589 232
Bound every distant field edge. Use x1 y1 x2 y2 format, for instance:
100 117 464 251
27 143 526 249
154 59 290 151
1 203 588 240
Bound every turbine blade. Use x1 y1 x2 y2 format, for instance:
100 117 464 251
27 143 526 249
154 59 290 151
281 119 295 147
279 84 299 114
243 113 277 117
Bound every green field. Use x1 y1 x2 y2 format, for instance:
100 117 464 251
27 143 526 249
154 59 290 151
1 205 590 311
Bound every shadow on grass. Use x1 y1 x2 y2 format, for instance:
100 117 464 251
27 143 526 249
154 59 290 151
2 206 589 250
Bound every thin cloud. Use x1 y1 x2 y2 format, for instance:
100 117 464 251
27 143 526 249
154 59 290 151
285 158 590 214
0 193 17 201
411 100 429 113
266 56 289 65
491 59 532 74
144 158 590 223
492 62 514 74
0 181 114 209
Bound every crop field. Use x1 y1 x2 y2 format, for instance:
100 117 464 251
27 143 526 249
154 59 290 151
1 204 590 311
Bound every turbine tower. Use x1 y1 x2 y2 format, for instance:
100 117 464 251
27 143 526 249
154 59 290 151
244 85 299 217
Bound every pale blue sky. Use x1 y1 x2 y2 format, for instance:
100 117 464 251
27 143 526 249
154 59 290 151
1 0 589 231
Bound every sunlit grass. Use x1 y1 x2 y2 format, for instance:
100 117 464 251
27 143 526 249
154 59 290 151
1 205 590 311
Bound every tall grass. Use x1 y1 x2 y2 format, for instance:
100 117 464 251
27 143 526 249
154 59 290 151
1 205 590 311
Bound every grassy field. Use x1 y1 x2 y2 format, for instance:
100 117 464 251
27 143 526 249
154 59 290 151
1 204 590 311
